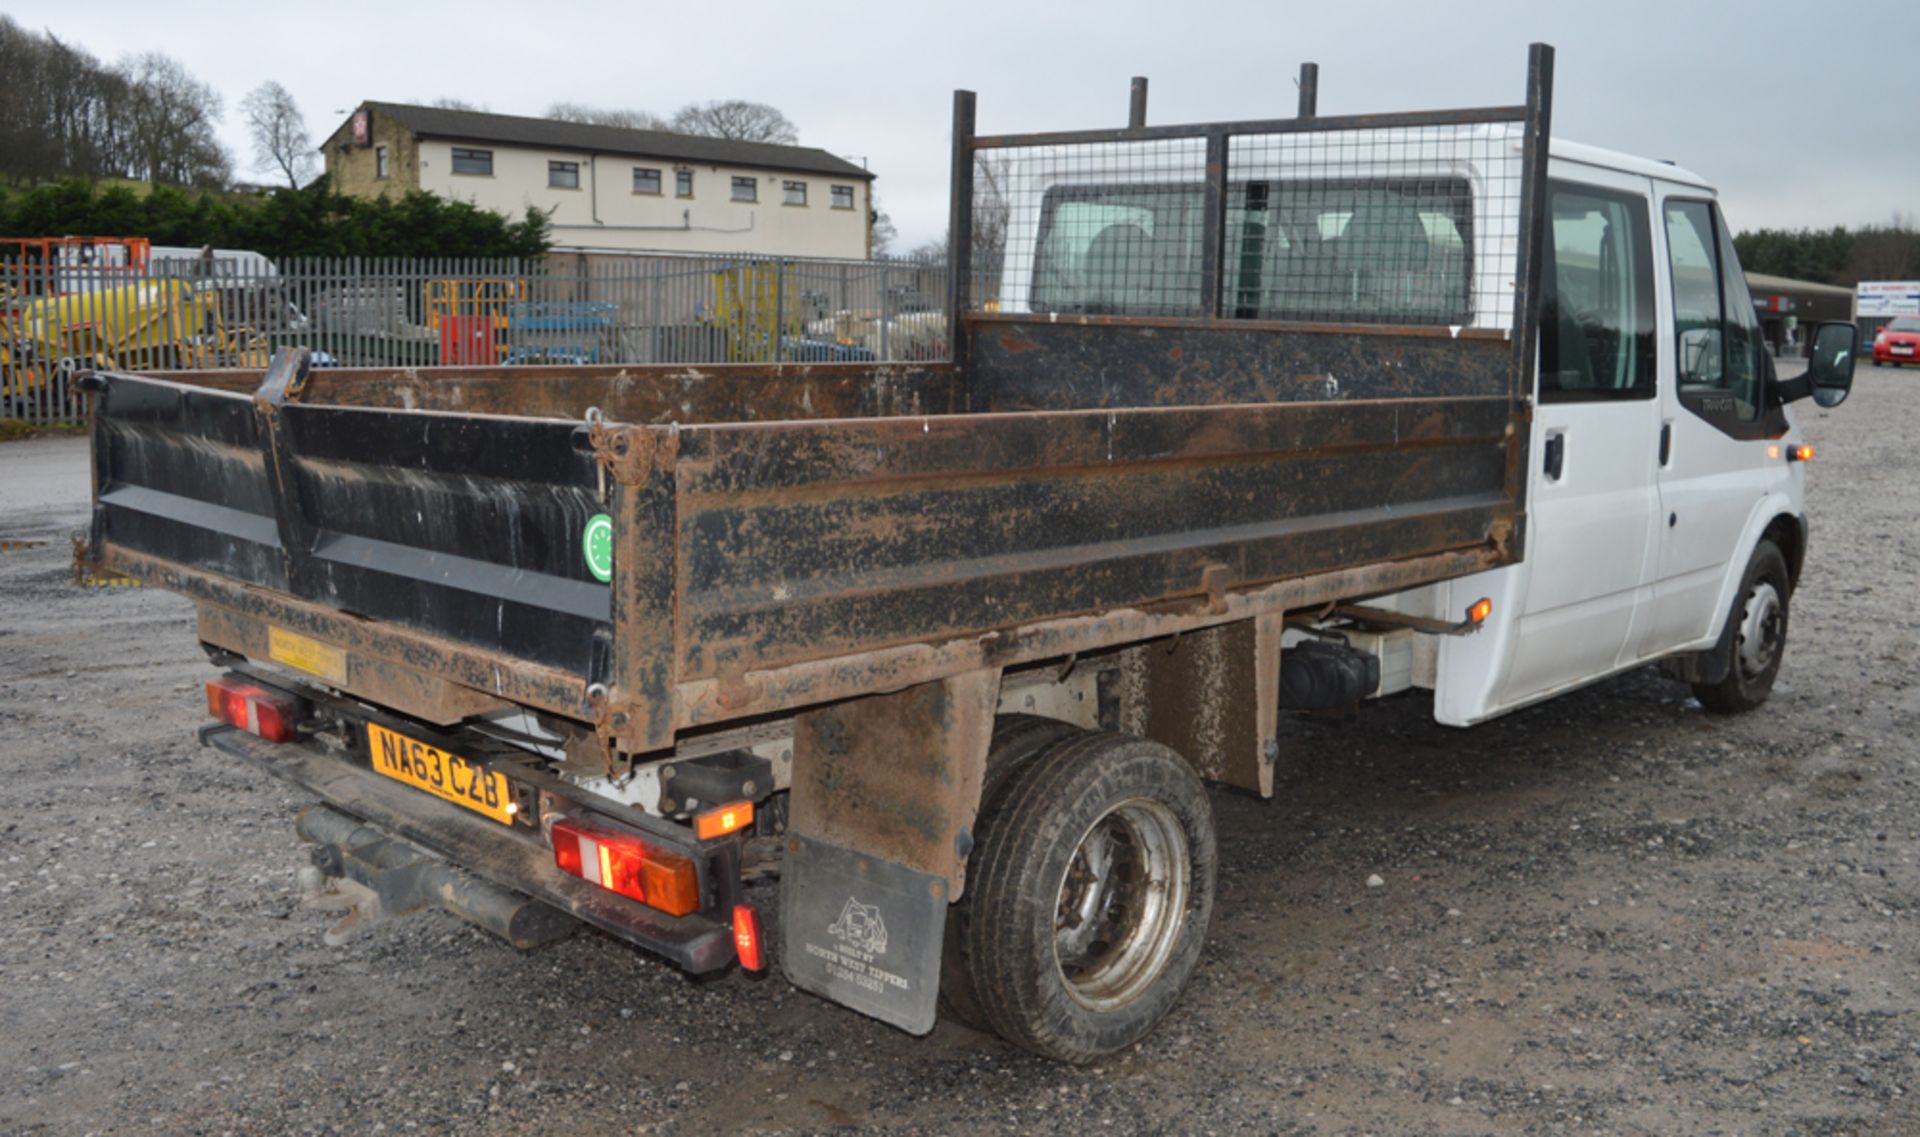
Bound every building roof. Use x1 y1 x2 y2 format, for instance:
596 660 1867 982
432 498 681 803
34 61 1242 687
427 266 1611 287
1743 271 1856 299
358 102 875 180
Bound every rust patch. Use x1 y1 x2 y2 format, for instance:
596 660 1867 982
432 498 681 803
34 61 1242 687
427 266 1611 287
788 670 998 896
102 546 589 723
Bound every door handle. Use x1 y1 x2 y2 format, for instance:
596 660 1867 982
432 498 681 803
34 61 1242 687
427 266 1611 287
1543 433 1565 480
1659 422 1672 465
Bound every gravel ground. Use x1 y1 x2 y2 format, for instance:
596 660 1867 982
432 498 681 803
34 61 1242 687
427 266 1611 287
2 372 1916 1137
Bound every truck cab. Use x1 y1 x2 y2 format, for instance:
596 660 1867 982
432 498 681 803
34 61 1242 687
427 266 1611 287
1432 144 1848 724
990 130 1855 730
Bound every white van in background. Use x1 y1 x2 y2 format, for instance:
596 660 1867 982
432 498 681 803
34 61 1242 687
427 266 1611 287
148 246 279 283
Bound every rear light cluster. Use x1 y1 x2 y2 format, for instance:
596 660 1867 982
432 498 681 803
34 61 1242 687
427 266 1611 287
205 676 304 742
550 816 701 917
732 904 766 972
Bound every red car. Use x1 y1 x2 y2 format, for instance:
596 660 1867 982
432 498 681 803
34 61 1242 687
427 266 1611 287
1872 316 1920 366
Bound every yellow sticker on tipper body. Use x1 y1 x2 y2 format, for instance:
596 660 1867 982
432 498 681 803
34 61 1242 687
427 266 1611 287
267 626 347 685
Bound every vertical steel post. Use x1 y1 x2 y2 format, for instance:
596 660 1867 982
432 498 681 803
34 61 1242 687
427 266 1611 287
879 261 892 361
1507 43 1555 513
1129 77 1149 129
1199 131 1229 318
650 261 664 363
946 91 976 379
1297 62 1319 119
773 257 787 363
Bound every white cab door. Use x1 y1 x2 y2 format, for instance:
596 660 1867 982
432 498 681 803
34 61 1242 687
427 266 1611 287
1436 172 1663 723
1635 194 1784 656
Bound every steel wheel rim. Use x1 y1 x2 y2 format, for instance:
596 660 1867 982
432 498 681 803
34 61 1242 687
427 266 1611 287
1053 797 1190 1012
1736 579 1784 678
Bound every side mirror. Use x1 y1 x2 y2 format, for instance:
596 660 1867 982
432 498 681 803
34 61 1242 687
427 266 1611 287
1807 321 1856 408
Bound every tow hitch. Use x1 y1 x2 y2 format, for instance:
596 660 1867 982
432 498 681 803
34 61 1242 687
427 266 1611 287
296 804 577 950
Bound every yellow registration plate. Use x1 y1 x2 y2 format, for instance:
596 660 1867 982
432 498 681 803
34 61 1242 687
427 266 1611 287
366 723 514 825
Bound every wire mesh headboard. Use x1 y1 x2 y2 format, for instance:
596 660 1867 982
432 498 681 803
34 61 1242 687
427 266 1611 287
946 44 1556 392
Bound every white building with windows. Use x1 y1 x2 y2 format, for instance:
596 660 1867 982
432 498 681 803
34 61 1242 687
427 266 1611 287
321 103 876 258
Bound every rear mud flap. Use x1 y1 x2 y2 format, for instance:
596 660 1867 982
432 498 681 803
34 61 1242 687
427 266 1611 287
780 834 947 1034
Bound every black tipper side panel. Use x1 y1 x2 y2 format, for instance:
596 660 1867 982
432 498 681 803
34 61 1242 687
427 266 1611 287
92 377 287 591
91 375 610 678
279 405 610 676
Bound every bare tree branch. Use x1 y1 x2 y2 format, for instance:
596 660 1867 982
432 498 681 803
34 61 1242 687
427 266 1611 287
670 99 799 144
241 80 313 188
120 51 228 186
546 101 672 132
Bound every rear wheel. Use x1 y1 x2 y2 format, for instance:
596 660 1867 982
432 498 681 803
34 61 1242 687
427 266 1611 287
940 714 1084 1030
1692 539 1790 714
959 732 1216 1063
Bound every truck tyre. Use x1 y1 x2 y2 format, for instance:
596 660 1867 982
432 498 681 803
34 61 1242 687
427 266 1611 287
961 732 1216 1063
941 714 1086 1030
1692 539 1791 714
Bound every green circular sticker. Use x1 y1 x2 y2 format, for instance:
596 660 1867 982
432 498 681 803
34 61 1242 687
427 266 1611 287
582 513 614 582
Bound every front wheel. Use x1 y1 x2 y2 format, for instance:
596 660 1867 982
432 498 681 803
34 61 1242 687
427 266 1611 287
958 732 1217 1063
1692 539 1790 714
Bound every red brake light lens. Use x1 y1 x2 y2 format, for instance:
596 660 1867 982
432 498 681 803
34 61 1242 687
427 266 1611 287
732 903 765 972
549 816 700 917
203 676 302 742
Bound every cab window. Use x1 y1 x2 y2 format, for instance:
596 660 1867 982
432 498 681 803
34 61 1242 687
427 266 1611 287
1664 199 1764 423
1028 178 1473 324
1539 182 1655 401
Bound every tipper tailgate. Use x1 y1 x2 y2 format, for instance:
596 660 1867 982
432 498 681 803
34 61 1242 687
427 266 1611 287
87 360 611 690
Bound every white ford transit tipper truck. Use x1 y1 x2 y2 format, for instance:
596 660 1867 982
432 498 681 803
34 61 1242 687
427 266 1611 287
82 43 1856 1063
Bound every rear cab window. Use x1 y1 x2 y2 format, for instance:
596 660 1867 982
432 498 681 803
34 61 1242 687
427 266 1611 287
1539 181 1656 401
1029 180 1474 325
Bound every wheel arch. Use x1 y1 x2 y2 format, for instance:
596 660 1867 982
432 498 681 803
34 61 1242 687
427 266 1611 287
1761 511 1807 594
1697 495 1803 649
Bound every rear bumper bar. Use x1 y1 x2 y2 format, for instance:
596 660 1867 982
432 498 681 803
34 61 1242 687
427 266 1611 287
201 724 736 972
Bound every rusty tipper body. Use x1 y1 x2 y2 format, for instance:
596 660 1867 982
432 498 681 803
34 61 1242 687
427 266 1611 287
85 47 1563 1061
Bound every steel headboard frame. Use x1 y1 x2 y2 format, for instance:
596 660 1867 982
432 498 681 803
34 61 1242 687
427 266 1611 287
944 42 1557 418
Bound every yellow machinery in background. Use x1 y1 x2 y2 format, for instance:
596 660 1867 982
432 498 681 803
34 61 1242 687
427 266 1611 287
1 278 267 414
424 277 527 328
709 261 803 363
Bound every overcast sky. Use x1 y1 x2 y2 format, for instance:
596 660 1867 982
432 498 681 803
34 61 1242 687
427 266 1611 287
11 0 1917 250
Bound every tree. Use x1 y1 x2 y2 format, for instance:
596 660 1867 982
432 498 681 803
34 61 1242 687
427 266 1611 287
0 175 550 259
430 96 488 112
0 16 138 185
1846 224 1920 283
869 195 898 257
241 81 314 188
671 99 798 144
907 233 947 262
1734 227 1854 286
121 52 228 186
546 101 671 132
